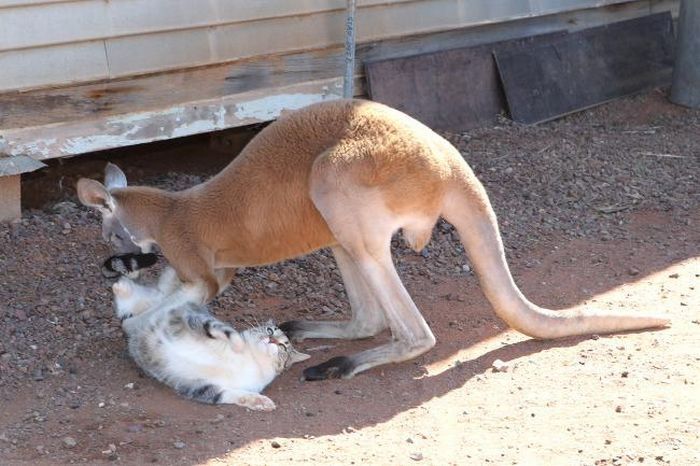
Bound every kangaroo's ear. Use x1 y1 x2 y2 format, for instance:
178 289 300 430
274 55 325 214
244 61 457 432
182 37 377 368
76 178 115 213
104 163 127 190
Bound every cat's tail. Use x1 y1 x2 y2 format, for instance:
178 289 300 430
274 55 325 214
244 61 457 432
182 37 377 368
177 383 225 404
177 383 276 410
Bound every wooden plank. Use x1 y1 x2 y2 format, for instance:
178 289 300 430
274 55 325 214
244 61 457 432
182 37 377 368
0 175 20 222
0 78 343 160
0 155 46 176
365 32 566 131
494 13 675 124
651 0 681 15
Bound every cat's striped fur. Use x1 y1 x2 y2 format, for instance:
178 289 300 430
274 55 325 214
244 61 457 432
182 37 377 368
113 268 309 410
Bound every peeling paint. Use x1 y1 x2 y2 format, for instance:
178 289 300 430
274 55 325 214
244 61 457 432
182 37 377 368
234 93 337 121
2 78 344 168
10 138 57 158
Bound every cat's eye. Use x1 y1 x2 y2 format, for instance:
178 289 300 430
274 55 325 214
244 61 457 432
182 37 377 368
266 327 273 336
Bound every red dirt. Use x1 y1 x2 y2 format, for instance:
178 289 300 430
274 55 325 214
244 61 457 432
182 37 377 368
1 91 699 465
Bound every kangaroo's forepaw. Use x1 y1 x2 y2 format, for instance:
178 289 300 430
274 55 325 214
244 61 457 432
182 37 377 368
279 320 308 342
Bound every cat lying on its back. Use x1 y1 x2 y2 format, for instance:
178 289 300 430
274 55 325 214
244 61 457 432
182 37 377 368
112 268 309 411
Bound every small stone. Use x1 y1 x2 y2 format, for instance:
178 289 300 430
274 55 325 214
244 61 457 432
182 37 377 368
669 273 679 279
615 405 623 413
98 402 105 408
68 399 81 409
621 371 629 378
173 441 186 449
126 424 143 433
410 452 424 461
124 382 134 390
492 359 509 372
407 438 414 444
270 441 281 449
63 436 77 448
628 267 640 276
211 414 225 424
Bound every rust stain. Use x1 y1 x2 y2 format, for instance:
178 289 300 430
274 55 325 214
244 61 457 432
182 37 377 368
86 86 142 100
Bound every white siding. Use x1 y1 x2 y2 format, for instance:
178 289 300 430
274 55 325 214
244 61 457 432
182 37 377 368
0 0 680 92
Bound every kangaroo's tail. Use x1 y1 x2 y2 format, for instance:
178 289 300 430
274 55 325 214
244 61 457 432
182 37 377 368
440 166 669 339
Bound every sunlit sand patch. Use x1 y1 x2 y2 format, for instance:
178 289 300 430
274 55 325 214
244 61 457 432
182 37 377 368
422 257 699 378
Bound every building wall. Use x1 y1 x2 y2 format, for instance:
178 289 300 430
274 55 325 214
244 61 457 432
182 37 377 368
0 0 679 93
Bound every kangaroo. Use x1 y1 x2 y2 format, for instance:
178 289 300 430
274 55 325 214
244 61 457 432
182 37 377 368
77 99 668 381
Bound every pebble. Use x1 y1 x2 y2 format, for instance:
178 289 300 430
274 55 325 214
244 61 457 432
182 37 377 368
492 359 509 373
126 424 143 433
410 452 424 461
271 441 281 449
62 436 77 448
628 267 640 276
173 441 186 449
211 414 226 424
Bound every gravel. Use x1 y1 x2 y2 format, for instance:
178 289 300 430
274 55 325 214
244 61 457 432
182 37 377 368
0 89 698 431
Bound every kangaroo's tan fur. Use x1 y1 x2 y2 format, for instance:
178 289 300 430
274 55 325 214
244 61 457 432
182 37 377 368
77 99 669 380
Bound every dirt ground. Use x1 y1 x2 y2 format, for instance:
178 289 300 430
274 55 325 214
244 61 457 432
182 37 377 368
1 90 699 465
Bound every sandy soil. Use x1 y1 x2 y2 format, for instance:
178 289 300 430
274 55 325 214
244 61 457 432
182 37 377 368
0 90 698 465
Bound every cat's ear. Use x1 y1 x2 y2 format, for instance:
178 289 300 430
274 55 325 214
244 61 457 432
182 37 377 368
76 178 115 214
288 349 311 365
104 163 127 190
112 278 133 298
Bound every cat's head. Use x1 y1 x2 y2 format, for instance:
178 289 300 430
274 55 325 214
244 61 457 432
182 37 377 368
243 320 310 372
112 277 163 318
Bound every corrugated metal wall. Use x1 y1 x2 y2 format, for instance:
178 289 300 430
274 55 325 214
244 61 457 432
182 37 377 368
0 0 679 93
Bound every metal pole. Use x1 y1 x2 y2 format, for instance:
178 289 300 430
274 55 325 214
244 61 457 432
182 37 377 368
670 0 700 108
343 0 357 99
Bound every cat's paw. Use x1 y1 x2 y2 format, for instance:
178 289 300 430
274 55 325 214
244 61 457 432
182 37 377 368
236 394 276 411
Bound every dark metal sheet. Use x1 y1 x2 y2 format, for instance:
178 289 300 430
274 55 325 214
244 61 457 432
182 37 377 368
365 32 565 131
494 13 675 124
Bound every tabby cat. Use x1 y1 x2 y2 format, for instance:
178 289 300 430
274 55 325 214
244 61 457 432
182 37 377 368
112 268 309 411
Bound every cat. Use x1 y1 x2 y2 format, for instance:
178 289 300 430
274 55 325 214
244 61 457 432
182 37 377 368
112 268 309 411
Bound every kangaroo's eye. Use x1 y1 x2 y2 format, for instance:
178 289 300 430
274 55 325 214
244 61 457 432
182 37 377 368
266 327 273 336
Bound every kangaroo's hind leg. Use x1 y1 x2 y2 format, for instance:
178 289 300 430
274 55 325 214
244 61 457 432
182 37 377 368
280 246 387 341
301 168 437 380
